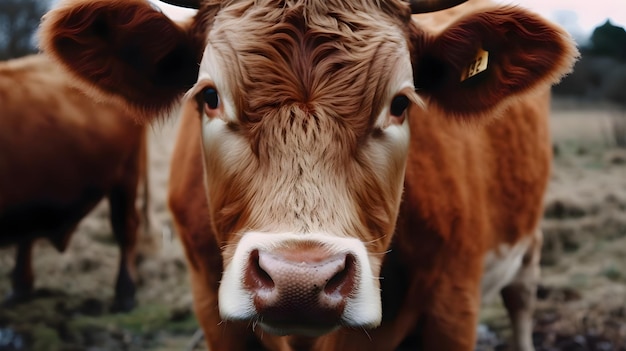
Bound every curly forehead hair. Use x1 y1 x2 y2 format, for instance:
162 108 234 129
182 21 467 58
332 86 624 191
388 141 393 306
194 0 413 125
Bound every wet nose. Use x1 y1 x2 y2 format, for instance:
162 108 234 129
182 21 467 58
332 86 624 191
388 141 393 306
244 247 357 327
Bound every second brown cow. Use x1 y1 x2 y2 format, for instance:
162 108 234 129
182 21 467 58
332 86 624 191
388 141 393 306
0 54 147 311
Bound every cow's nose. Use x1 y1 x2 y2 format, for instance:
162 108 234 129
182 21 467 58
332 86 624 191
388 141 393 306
244 247 357 328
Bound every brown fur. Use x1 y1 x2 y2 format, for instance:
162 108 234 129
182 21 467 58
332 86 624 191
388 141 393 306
39 0 578 349
410 6 576 119
38 0 201 117
0 54 147 311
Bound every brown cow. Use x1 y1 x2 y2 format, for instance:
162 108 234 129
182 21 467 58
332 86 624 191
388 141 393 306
0 54 147 312
38 0 578 349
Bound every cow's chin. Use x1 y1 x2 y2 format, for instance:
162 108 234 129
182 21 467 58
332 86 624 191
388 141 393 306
258 321 340 337
217 232 383 334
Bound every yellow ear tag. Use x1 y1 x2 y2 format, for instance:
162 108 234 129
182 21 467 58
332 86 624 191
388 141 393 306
460 48 489 82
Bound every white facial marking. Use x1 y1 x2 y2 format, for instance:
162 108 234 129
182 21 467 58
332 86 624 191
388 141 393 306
197 43 237 122
374 50 420 129
218 232 382 328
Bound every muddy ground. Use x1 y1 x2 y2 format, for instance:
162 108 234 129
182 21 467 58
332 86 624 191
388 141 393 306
1 99 625 351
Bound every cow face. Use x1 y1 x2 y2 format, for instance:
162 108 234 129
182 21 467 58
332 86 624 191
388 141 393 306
186 1 416 334
40 0 577 337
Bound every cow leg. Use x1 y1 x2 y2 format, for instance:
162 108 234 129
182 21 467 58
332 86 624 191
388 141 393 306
421 301 479 351
4 240 35 305
421 272 482 351
108 184 140 312
500 229 543 351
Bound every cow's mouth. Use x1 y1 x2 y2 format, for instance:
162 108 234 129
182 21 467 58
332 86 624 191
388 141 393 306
257 320 340 337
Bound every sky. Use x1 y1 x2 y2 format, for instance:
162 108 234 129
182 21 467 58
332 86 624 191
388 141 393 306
498 0 625 41
150 0 624 42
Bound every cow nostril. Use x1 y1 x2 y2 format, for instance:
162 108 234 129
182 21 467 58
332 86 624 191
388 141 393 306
324 254 356 297
248 250 275 290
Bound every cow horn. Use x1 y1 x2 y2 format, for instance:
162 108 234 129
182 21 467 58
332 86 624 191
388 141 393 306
407 0 468 13
158 0 466 13
157 0 201 9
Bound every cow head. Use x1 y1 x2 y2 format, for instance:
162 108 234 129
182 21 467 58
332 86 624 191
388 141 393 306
39 0 577 336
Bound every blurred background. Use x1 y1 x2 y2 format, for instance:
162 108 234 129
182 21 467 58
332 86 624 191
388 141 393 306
0 0 625 350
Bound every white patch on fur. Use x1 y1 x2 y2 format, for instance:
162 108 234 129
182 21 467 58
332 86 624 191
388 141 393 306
218 232 382 328
481 237 532 303
196 43 237 122
374 51 422 130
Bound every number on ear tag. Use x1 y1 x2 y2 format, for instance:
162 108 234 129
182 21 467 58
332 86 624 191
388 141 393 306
460 48 489 82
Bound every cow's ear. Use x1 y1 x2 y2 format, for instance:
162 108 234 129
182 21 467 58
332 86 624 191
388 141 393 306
410 6 579 119
39 0 203 118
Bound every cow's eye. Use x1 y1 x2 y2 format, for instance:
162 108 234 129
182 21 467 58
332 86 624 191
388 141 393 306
390 95 410 117
202 87 220 110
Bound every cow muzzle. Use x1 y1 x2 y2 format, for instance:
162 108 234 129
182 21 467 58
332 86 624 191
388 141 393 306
218 232 382 336
247 248 356 335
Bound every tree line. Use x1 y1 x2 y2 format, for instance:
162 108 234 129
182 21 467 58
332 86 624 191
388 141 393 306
0 0 49 60
553 20 626 105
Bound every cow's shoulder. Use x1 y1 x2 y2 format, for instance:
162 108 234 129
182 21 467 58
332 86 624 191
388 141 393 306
401 88 552 251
